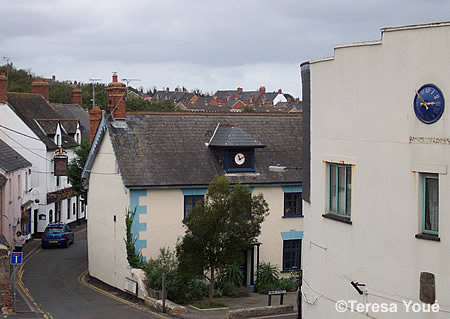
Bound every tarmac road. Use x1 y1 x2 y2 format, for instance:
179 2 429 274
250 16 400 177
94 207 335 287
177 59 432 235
21 227 170 319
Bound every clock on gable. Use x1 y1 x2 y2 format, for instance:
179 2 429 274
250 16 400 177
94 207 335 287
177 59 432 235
207 122 265 173
414 84 445 124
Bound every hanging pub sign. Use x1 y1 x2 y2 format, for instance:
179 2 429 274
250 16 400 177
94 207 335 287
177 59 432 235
54 148 68 176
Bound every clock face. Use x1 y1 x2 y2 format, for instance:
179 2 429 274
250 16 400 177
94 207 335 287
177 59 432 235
234 152 246 166
414 84 445 124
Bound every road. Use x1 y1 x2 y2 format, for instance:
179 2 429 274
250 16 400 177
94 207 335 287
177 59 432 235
21 227 169 319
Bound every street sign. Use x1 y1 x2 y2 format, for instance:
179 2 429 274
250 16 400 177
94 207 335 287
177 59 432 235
10 252 23 265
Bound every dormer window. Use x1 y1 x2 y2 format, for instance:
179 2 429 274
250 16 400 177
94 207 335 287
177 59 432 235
208 122 265 173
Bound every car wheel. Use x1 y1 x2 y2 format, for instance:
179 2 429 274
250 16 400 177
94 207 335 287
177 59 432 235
64 240 69 248
41 244 47 249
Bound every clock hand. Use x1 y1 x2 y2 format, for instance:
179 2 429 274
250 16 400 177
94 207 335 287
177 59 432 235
416 91 429 110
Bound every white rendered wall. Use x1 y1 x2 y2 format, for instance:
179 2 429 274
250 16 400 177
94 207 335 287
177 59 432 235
87 132 130 291
303 24 450 318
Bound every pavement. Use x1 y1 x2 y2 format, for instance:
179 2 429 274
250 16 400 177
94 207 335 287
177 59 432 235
177 292 298 319
4 221 298 319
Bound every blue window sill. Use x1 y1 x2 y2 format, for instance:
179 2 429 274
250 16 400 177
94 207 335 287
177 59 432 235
322 213 352 225
282 215 303 218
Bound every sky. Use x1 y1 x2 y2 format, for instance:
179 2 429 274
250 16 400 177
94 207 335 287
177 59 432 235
0 0 448 98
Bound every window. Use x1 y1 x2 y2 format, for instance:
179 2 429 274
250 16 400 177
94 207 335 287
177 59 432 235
67 198 71 219
49 210 53 223
423 174 439 235
73 203 76 215
184 195 203 219
282 239 301 271
284 192 302 217
328 163 352 217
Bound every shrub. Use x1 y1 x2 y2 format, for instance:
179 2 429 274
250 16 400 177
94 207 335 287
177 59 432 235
217 264 244 288
278 278 298 292
143 248 209 304
255 262 280 294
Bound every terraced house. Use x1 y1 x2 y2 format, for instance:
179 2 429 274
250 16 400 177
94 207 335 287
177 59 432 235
0 74 87 236
83 75 304 293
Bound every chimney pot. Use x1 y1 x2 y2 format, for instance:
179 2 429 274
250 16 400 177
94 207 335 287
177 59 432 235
259 86 266 94
52 75 56 81
107 73 127 120
278 89 282 94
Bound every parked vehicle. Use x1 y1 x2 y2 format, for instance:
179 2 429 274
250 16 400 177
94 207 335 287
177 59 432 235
41 223 74 248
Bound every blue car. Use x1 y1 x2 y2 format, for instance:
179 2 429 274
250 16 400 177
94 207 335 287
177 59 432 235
41 223 74 248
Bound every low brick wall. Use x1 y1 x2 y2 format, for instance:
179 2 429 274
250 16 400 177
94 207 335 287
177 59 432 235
226 304 294 319
0 247 12 314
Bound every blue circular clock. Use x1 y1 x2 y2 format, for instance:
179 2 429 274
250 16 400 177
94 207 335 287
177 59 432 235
413 84 445 124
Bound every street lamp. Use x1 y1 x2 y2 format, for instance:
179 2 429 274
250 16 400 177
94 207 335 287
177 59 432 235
89 78 102 108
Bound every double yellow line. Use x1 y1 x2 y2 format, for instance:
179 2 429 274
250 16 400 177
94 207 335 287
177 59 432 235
17 245 53 319
78 270 170 319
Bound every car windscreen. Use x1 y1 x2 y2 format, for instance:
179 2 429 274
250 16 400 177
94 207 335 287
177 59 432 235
45 227 64 233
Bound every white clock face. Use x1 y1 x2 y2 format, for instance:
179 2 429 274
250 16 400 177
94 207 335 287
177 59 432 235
234 152 246 166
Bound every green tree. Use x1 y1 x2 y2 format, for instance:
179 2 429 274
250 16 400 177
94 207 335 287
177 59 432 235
49 81 72 103
176 176 269 304
66 141 90 200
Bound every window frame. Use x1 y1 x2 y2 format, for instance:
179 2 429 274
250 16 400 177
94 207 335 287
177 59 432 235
184 195 204 219
282 239 301 272
328 163 352 218
422 173 439 236
283 192 302 217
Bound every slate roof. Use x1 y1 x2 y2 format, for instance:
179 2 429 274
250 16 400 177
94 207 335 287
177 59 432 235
208 123 265 148
0 138 31 173
107 113 302 188
53 104 90 142
255 92 279 103
6 93 78 150
214 90 237 100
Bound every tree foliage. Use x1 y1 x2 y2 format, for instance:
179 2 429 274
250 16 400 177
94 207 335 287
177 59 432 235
66 141 90 200
176 176 269 303
125 208 144 268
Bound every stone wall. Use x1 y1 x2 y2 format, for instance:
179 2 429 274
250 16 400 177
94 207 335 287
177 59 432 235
0 246 12 313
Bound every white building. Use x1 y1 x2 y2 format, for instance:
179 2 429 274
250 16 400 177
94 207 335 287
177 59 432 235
301 22 450 318
82 75 305 293
0 75 87 234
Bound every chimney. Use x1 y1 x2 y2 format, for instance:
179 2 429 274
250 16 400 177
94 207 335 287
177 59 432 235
89 106 102 145
259 86 265 94
52 75 56 81
166 87 169 93
32 79 49 100
237 87 243 94
183 87 187 93
72 86 82 106
106 73 127 120
278 89 282 94
0 72 7 103
295 97 300 104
